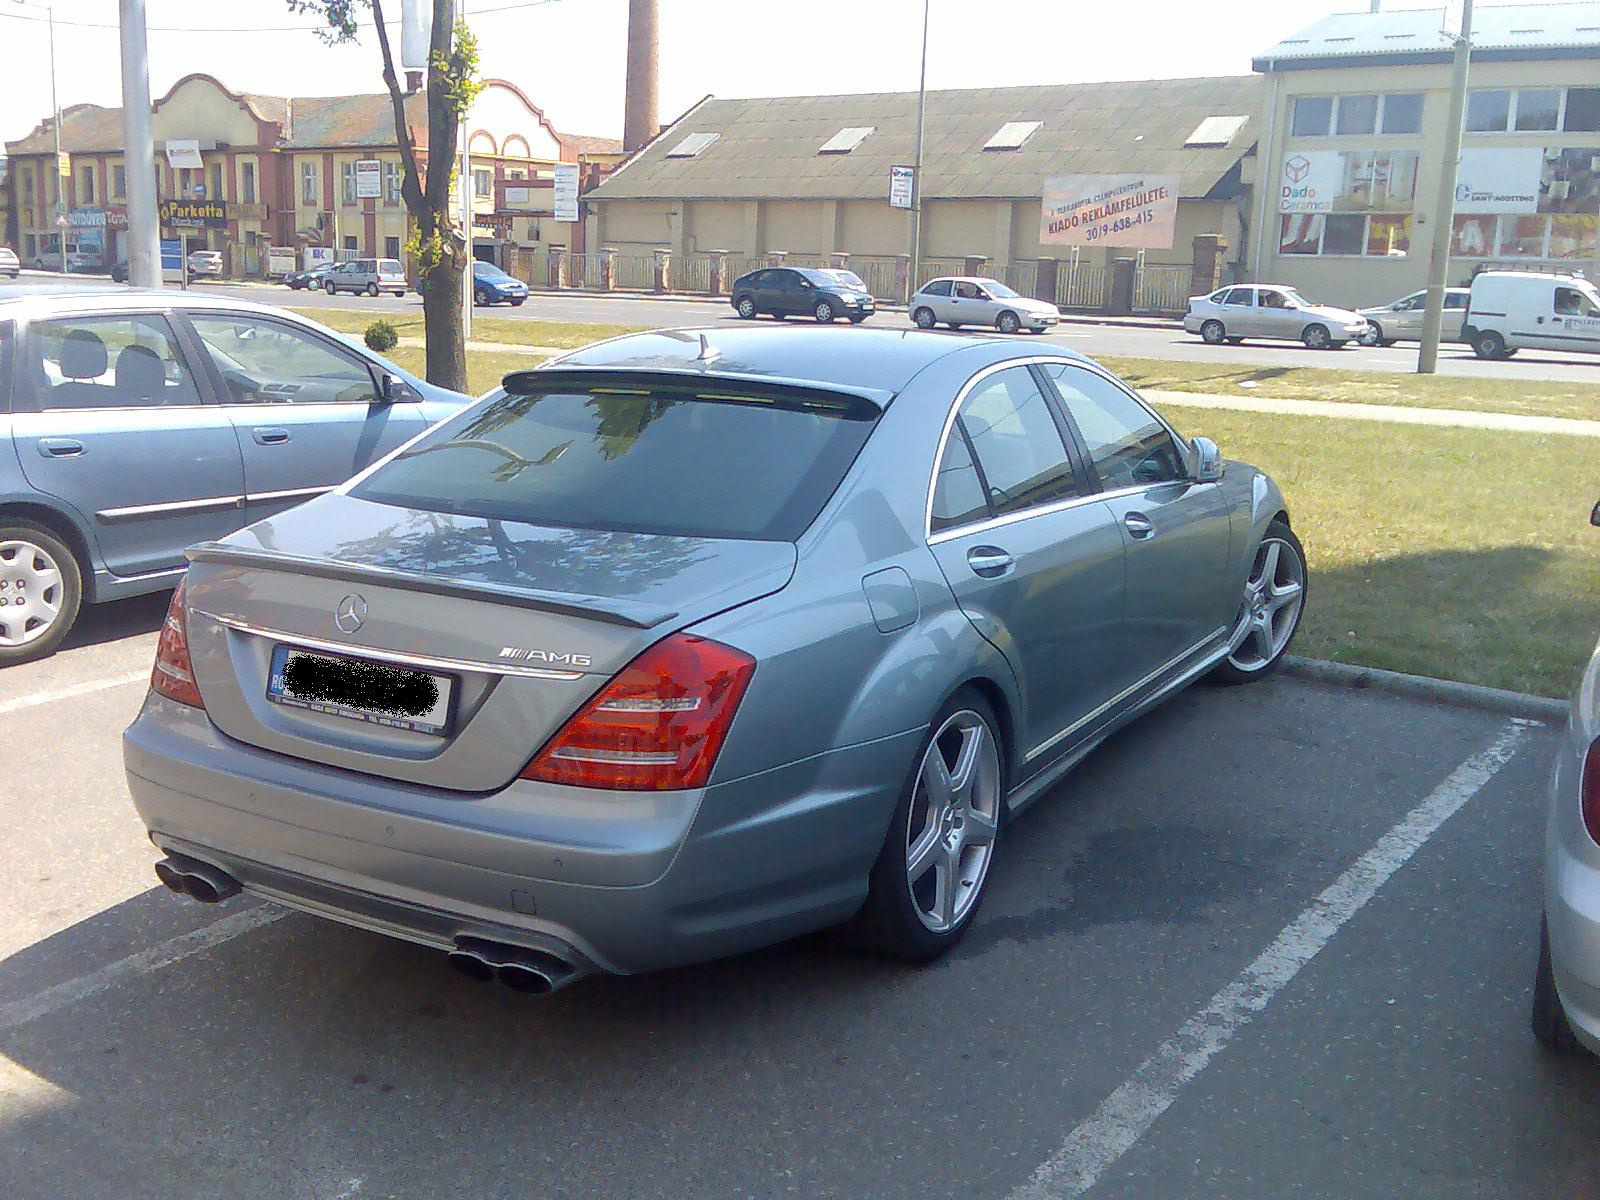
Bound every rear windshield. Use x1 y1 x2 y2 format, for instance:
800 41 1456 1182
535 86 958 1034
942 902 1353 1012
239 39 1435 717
351 382 879 540
379 259 403 273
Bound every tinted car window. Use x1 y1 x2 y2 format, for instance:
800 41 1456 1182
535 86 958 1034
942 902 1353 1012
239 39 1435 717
923 279 952 297
1042 365 1186 490
352 383 878 541
190 315 378 406
930 422 990 533
25 314 201 412
1223 288 1252 306
956 366 1079 518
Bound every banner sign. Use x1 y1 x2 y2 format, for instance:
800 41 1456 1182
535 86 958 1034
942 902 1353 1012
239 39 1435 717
1041 173 1179 247
164 139 202 169
1453 147 1543 213
304 246 335 270
266 246 297 277
355 159 382 200
889 165 915 210
160 199 229 228
553 163 579 222
1278 151 1343 213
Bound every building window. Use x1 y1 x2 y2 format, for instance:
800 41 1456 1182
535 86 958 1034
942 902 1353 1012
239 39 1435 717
383 161 402 205
343 235 357 251
241 161 257 204
385 235 401 259
77 166 95 206
1291 96 1333 137
473 168 492 198
1514 89 1561 131
209 162 223 201
1335 94 1377 136
342 162 357 204
112 164 126 199
1278 149 1417 257
1565 88 1600 132
301 161 317 205
1452 212 1599 261
1380 93 1423 135
20 169 33 203
1292 93 1421 138
1466 89 1512 132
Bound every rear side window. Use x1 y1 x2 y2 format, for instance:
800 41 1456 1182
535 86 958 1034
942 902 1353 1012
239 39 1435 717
23 314 201 412
923 279 952 296
1223 288 1253 306
353 382 878 541
951 366 1080 519
930 423 990 533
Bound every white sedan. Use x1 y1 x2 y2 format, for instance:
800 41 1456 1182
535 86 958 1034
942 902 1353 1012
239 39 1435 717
1183 284 1368 350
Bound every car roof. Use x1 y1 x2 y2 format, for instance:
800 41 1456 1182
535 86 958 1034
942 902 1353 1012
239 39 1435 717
0 284 294 318
547 325 1087 403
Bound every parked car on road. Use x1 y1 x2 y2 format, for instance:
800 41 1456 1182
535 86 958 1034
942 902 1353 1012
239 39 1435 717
472 260 528 307
910 277 1060 334
323 258 408 298
186 250 224 279
0 247 19 279
731 266 875 323
0 285 471 664
1464 270 1600 361
1357 287 1469 346
125 325 1306 995
283 264 335 291
1184 284 1368 349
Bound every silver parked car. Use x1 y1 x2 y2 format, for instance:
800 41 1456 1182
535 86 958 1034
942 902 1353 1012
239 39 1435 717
0 284 470 664
0 246 20 279
323 258 408 298
910 277 1060 334
186 250 224 279
1357 288 1469 346
124 326 1306 993
1184 284 1368 350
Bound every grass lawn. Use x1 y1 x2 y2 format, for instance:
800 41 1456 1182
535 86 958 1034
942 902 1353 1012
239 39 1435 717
381 345 547 395
1103 354 1600 423
1158 403 1600 697
288 306 639 352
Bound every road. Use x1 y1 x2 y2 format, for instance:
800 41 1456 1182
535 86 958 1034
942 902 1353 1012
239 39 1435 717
1 594 1588 1199
10 270 1598 382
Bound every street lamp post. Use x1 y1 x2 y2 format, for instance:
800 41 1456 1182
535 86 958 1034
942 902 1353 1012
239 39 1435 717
457 0 473 339
906 0 930 303
1417 0 1474 374
13 1 68 273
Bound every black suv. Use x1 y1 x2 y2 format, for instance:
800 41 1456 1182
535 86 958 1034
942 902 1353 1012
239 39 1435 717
730 267 875 324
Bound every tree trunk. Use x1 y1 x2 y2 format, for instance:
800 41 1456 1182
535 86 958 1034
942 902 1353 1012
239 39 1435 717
420 255 466 390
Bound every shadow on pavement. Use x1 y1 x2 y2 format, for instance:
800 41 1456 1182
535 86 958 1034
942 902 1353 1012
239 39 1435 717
57 588 171 654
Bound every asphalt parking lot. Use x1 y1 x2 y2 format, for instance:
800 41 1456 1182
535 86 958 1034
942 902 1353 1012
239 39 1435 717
0 595 1587 1199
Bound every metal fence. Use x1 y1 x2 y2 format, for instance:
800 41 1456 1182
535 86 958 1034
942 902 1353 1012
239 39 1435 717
679 254 715 294
1055 262 1108 310
615 254 655 291
566 253 605 288
841 256 903 301
1132 264 1194 314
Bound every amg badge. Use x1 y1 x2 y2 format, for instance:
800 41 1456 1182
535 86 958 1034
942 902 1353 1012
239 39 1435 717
499 646 593 668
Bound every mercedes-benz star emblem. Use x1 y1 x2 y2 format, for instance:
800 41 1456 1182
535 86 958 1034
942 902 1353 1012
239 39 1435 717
334 593 367 634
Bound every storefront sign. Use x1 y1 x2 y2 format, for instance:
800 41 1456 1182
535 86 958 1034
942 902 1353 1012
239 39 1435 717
1278 151 1343 213
355 159 382 200
159 199 229 228
889 165 915 210
164 139 202 169
68 208 106 228
266 246 297 276
1041 173 1180 248
304 246 335 270
553 162 579 222
1453 147 1543 213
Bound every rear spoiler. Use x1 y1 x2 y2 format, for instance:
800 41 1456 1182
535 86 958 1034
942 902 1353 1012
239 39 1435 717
185 542 678 630
502 366 890 415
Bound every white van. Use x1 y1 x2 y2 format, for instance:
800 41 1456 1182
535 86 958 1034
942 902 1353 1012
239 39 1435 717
1463 271 1600 360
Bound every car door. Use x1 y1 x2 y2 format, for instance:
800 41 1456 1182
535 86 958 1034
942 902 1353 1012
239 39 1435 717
1444 289 1470 340
924 363 1127 763
920 279 953 322
1221 286 1257 335
181 311 430 524
949 280 986 326
11 309 246 578
1547 284 1600 353
1256 288 1300 341
1040 361 1236 686
755 270 787 314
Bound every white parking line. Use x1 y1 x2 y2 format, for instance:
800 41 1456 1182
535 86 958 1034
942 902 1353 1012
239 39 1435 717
0 670 150 717
1009 719 1536 1200
0 905 288 1032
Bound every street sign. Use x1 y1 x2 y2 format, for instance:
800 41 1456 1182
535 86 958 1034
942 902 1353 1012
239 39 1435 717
57 152 70 178
159 198 229 229
553 163 579 222
889 165 915 210
164 139 202 169
355 160 382 199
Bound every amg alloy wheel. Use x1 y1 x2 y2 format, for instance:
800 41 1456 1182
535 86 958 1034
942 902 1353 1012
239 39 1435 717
1210 520 1306 685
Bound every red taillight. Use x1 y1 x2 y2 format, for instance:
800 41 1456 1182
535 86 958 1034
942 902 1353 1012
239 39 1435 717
151 580 204 708
521 634 755 791
1582 739 1600 847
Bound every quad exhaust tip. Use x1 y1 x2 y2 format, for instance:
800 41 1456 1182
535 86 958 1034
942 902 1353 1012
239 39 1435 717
153 855 242 904
447 937 579 996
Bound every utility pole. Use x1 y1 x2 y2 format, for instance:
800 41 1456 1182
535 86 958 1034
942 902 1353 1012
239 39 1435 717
1417 0 1472 374
15 1 69 272
907 0 929 303
118 0 160 287
457 0 472 338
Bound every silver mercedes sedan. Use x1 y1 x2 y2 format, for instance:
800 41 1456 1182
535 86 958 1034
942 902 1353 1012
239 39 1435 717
124 327 1307 994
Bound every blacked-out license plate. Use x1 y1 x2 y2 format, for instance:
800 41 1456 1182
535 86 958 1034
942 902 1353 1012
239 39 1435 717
267 645 454 735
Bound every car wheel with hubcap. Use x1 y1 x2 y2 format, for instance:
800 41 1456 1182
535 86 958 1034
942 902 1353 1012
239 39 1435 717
735 295 757 319
1533 913 1583 1054
1301 323 1332 350
1474 330 1508 360
996 311 1021 335
0 522 82 666
853 690 1004 960
1200 319 1226 344
1358 322 1383 347
912 307 936 329
814 300 835 323
1208 520 1307 685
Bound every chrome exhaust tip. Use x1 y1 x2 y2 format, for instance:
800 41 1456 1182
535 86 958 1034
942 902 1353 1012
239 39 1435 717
446 949 496 983
153 855 242 904
448 937 580 995
496 963 556 995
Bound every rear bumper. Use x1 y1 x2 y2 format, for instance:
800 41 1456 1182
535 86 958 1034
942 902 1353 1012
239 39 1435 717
124 695 917 975
1547 720 1600 1054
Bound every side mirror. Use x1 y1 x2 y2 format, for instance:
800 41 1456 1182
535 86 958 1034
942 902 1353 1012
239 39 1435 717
1591 498 1600 527
377 371 413 403
1188 436 1224 484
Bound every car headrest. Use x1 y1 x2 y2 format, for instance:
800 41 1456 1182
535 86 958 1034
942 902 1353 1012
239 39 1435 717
114 344 166 402
59 329 107 379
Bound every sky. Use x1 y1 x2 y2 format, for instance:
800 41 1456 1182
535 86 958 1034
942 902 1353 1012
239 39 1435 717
0 0 1560 147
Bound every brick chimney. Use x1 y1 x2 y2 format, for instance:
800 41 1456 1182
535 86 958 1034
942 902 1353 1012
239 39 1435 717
623 0 659 153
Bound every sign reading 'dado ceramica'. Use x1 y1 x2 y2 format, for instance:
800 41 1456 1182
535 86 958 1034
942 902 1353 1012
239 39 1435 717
1040 173 1179 248
159 199 229 229
1278 151 1343 213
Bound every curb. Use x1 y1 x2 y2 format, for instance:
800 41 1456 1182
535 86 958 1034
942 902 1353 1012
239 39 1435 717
1283 656 1569 723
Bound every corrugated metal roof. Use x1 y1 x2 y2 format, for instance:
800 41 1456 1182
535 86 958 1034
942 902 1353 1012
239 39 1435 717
1256 2 1600 67
590 76 1261 203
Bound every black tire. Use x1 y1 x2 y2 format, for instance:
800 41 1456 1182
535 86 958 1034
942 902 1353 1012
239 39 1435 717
0 519 83 666
814 300 835 323
1358 322 1383 347
735 295 757 319
511 298 524 307
946 322 962 331
1301 324 1332 350
1473 330 1507 360
1207 519 1307 687
848 314 867 324
1200 319 1226 345
1225 336 1244 344
912 307 936 329
1533 913 1583 1055
366 283 379 297
851 688 1006 962
474 287 489 307
996 310 1021 335
324 280 336 295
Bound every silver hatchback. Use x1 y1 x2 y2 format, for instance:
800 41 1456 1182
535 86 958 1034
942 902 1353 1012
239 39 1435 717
910 277 1061 334
124 327 1307 994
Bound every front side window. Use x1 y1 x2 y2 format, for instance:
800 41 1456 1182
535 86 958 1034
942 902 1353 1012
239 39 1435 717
189 315 377 406
353 382 878 541
1042 365 1186 491
26 315 200 412
954 367 1079 518
955 281 983 300
1556 286 1600 318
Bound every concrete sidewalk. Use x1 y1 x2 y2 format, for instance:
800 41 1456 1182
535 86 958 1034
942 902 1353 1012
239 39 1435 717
1147 387 1600 438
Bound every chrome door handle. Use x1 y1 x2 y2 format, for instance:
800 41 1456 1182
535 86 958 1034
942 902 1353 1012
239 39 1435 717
253 427 290 445
966 546 1014 577
38 437 85 458
1124 512 1156 540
